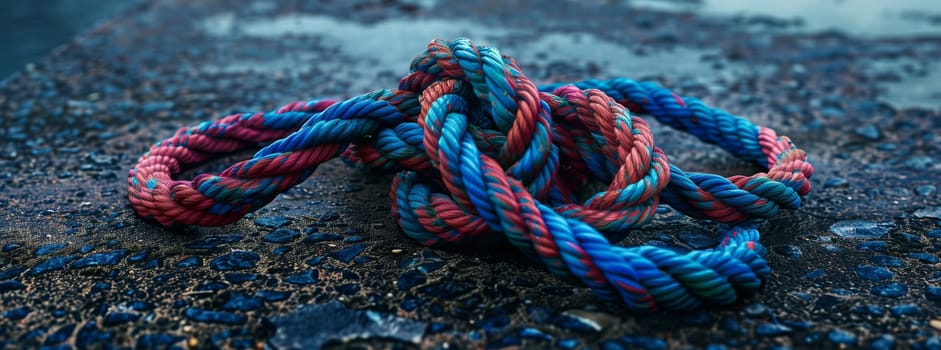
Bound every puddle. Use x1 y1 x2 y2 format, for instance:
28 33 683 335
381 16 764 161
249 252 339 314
865 58 941 109
628 0 941 38
200 13 771 89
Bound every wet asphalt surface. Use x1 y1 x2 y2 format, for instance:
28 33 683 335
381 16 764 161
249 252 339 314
1 0 940 349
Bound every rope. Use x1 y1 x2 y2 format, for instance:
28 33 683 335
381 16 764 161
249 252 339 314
128 38 813 312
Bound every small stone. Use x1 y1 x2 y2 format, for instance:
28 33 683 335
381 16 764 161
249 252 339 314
304 233 342 243
856 266 894 281
915 185 937 196
29 256 75 275
914 206 941 220
391 249 403 254
254 216 291 228
331 244 365 263
285 270 319 285
904 156 934 170
103 312 140 326
829 220 893 239
397 270 427 290
925 285 941 302
870 255 904 267
263 228 300 243
175 256 202 268
0 280 25 292
772 245 802 259
802 269 826 280
909 252 938 264
930 319 941 330
35 243 68 256
184 308 246 325
890 304 919 316
755 323 792 337
743 302 769 317
210 251 259 271
72 250 128 268
857 241 887 251
823 177 849 188
827 329 856 345
871 283 908 298
854 124 880 140
552 310 615 333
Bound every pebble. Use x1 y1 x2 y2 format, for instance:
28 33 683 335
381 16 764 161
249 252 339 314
909 252 939 264
0 280 25 293
174 256 202 268
869 335 895 350
478 314 510 333
931 319 941 330
72 249 128 268
870 255 904 267
35 243 68 256
823 177 848 187
285 269 319 285
519 327 552 342
102 312 140 326
601 336 668 350
829 220 893 239
46 324 76 344
827 329 856 345
331 244 365 263
857 241 887 251
925 285 941 302
256 290 292 302
29 256 75 275
915 185 937 196
222 293 263 311
337 283 360 295
755 323 793 337
851 305 885 316
854 124 880 140
184 308 246 325
871 283 908 298
2 307 30 320
135 334 184 349
305 233 342 243
772 245 802 259
263 228 300 243
904 156 934 170
397 270 427 290
856 265 894 281
209 251 259 271
890 304 919 316
743 302 769 317
914 206 941 220
2 243 21 252
254 215 291 228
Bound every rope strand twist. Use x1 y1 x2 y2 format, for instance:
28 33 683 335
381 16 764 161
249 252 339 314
128 38 813 312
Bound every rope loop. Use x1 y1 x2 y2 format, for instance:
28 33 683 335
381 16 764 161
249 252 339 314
128 38 813 312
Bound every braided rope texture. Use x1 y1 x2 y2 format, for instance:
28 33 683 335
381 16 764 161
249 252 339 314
128 38 814 312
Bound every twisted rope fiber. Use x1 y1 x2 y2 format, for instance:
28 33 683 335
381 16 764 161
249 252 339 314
128 38 813 312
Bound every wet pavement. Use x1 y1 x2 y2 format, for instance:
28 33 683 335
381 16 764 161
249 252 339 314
1 0 940 348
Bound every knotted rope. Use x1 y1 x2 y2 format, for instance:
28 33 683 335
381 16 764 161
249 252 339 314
128 38 813 312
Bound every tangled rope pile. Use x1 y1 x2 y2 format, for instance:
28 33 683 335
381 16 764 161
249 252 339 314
128 38 813 312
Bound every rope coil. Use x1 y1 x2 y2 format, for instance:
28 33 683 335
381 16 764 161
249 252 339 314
128 38 813 312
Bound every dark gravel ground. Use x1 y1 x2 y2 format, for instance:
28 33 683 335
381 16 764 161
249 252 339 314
1 0 940 349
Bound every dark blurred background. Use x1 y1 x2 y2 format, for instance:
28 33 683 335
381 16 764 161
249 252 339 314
0 0 139 79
